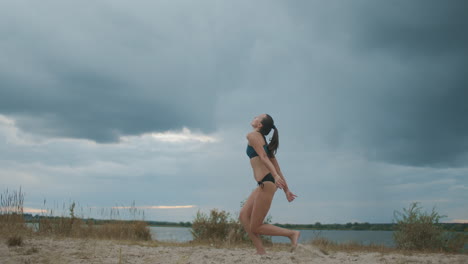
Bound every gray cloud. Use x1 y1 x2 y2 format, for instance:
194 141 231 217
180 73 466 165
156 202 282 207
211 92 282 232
0 0 219 142
352 1 468 57
1 0 467 167
249 0 468 167
344 0 468 167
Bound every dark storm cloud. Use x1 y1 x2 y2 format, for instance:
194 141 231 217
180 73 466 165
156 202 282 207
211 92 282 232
1 0 467 167
347 0 468 167
353 1 468 57
280 0 468 167
0 1 218 142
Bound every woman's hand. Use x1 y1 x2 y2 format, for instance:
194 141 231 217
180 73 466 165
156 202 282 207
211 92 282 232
285 190 298 202
274 176 286 190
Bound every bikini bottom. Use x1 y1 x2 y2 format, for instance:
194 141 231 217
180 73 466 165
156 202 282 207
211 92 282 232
257 173 275 188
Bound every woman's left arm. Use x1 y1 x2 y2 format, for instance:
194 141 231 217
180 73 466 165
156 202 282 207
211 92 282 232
270 156 289 191
270 156 298 202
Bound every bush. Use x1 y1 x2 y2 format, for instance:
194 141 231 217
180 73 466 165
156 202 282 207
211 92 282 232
89 220 152 241
7 235 23 247
132 220 152 241
191 208 273 246
393 202 467 252
191 209 249 245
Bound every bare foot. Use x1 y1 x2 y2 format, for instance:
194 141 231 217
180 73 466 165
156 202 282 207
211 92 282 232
255 250 267 255
289 230 300 252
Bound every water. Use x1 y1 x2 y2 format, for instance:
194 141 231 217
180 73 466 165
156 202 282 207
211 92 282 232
273 229 396 247
150 227 396 247
150 226 194 242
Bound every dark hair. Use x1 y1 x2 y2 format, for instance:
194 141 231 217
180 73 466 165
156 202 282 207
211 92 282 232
259 114 279 156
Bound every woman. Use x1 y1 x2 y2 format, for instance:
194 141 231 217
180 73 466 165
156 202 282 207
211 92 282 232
239 114 300 255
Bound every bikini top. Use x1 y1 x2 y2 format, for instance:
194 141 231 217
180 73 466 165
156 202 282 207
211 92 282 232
246 144 270 159
246 135 270 159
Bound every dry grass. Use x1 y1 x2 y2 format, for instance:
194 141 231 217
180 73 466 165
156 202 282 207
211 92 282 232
308 237 393 254
0 187 32 237
394 203 468 253
191 208 273 247
307 237 468 256
191 209 249 245
32 197 152 241
1 188 151 243
37 217 152 241
7 235 23 247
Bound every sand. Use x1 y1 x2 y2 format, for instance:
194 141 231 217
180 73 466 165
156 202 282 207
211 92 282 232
1 237 467 264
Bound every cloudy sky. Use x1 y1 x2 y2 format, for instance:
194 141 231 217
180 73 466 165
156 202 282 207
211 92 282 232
1 0 467 224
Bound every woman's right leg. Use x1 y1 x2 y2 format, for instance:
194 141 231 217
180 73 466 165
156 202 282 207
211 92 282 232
239 188 265 254
250 183 300 247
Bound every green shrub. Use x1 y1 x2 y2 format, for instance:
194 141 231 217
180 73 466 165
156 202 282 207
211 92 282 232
191 208 273 245
393 202 467 252
191 209 240 243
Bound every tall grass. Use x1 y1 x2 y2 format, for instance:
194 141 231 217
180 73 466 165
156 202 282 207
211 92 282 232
37 201 151 241
1 187 151 241
0 187 30 236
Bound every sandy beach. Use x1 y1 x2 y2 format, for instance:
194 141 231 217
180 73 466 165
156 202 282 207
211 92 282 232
1 237 467 264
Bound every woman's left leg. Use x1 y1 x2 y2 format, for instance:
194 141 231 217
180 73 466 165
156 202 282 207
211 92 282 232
250 183 300 245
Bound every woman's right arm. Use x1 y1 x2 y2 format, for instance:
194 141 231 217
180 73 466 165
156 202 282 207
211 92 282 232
270 157 289 191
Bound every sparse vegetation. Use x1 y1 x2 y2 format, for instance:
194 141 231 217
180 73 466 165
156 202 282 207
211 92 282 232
190 208 273 246
308 237 391 254
393 202 467 253
36 202 152 241
37 216 151 241
25 246 39 255
3 187 466 255
191 209 248 244
1 188 151 242
0 187 31 237
7 235 23 247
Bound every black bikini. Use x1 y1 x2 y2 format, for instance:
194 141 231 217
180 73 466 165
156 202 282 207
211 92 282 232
257 173 275 187
246 134 271 159
246 144 269 159
246 134 276 187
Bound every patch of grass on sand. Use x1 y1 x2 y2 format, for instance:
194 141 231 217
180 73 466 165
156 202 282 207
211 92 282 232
7 235 23 247
1 188 151 243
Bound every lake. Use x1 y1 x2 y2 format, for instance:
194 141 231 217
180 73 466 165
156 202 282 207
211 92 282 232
150 227 396 247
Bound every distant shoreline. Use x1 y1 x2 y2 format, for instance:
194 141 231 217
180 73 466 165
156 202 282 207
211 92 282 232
23 214 468 232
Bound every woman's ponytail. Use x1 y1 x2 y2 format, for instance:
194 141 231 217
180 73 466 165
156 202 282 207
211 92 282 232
268 126 279 156
260 114 279 156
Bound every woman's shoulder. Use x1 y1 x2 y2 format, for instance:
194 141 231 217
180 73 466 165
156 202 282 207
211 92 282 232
246 131 262 141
